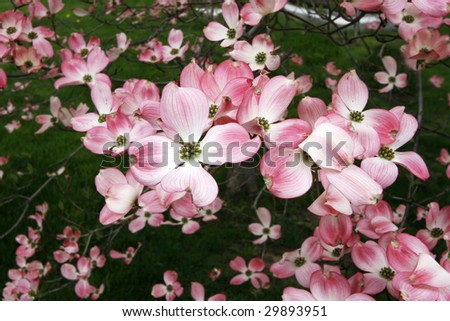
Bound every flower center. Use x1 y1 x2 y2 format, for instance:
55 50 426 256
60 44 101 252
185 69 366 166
170 48 179 55
245 270 253 277
205 209 213 216
80 48 89 57
6 26 17 35
379 266 395 281
378 146 395 161
262 227 270 235
294 257 306 267
209 104 218 119
349 110 364 122
116 135 126 147
28 32 38 40
402 15 415 24
257 117 270 132
227 28 236 39
254 52 267 65
180 142 201 160
144 212 151 218
430 227 444 238
83 74 93 83
166 284 173 292
151 55 157 61
24 61 33 69
389 76 396 83
332 247 342 257
98 114 107 123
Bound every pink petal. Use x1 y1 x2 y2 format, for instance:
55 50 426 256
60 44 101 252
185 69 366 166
336 70 368 112
95 168 127 196
256 207 272 227
161 164 218 207
75 279 93 299
297 96 327 128
229 256 247 273
258 76 297 123
249 257 265 272
260 148 313 199
105 184 138 214
248 223 264 236
230 274 249 285
203 22 227 42
160 83 209 142
191 282 205 301
310 270 351 301
393 151 430 181
60 264 78 280
323 165 383 206
361 157 398 188
412 253 450 288
151 284 167 298
168 29 183 48
199 123 261 165
282 287 316 301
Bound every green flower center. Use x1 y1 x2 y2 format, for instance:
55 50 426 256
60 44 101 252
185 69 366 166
80 48 89 57
379 266 395 281
257 117 270 132
389 76 396 83
378 146 395 161
180 142 201 160
166 284 173 292
332 247 342 257
6 26 17 35
255 52 267 65
151 55 157 61
262 227 270 235
205 209 213 216
227 28 236 39
294 257 306 267
116 135 126 147
403 15 415 24
83 74 93 83
24 61 33 69
28 32 38 40
181 217 188 224
209 104 219 119
245 270 253 277
430 227 444 238
144 212 151 218
98 114 107 123
349 110 364 122
170 48 179 55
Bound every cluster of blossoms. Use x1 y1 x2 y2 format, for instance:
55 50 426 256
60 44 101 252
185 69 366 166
2 203 51 300
1 0 449 301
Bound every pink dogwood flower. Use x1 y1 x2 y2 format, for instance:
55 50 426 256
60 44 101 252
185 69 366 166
161 29 189 62
429 75 445 88
374 56 407 93
361 106 430 188
229 256 270 289
248 207 281 244
416 202 450 250
68 32 101 58
230 34 280 71
14 46 42 74
325 61 341 76
340 0 383 16
61 257 94 299
128 82 260 207
110 243 142 264
151 270 183 301
54 47 111 89
35 96 72 134
204 0 244 47
270 236 323 288
128 190 167 233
